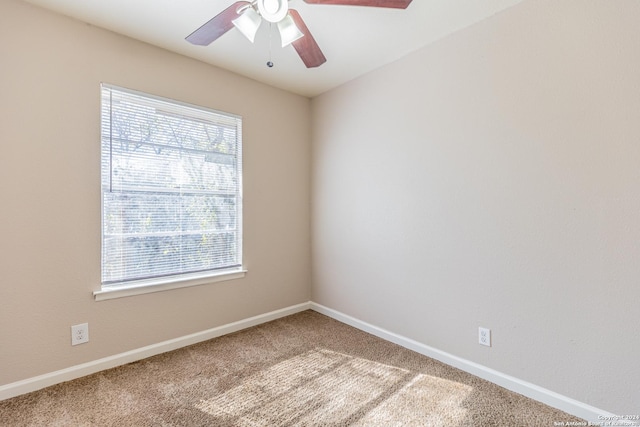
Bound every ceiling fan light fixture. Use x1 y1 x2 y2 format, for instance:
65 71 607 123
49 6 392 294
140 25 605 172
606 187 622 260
232 7 262 43
278 13 304 47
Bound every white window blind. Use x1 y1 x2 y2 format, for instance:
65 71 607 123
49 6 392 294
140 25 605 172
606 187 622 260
100 84 243 288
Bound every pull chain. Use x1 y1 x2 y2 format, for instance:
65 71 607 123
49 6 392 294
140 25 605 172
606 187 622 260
267 23 274 68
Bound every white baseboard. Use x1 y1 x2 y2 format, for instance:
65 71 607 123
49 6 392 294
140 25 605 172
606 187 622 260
0 300 619 425
309 302 617 424
0 302 311 401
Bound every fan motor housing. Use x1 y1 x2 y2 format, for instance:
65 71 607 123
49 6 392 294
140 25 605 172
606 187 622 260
257 0 288 23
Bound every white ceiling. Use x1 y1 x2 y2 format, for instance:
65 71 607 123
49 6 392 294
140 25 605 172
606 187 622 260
23 0 524 97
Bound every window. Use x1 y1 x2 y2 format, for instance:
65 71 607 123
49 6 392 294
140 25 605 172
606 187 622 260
100 84 243 294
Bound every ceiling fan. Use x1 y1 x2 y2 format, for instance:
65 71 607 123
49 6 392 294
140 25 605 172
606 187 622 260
186 0 413 68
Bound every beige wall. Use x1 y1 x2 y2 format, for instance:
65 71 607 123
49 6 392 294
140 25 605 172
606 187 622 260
311 0 640 414
0 0 310 385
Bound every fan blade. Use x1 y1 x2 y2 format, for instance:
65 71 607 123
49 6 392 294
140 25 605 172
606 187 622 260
289 9 327 68
303 0 412 8
186 1 251 46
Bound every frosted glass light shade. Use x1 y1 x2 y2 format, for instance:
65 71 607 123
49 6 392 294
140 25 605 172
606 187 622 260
232 7 262 43
277 14 304 47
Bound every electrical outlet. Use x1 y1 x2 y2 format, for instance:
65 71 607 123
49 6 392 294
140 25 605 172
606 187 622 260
71 323 89 346
479 327 491 347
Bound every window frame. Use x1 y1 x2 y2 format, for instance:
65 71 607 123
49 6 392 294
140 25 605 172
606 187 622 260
95 84 245 301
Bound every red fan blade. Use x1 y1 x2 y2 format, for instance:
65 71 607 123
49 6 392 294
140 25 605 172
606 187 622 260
303 0 412 8
186 1 251 46
289 9 327 68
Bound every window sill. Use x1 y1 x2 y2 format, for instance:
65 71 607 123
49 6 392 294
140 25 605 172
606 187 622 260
93 268 247 301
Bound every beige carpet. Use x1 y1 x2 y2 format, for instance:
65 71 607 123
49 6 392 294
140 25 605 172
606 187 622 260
0 310 584 426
